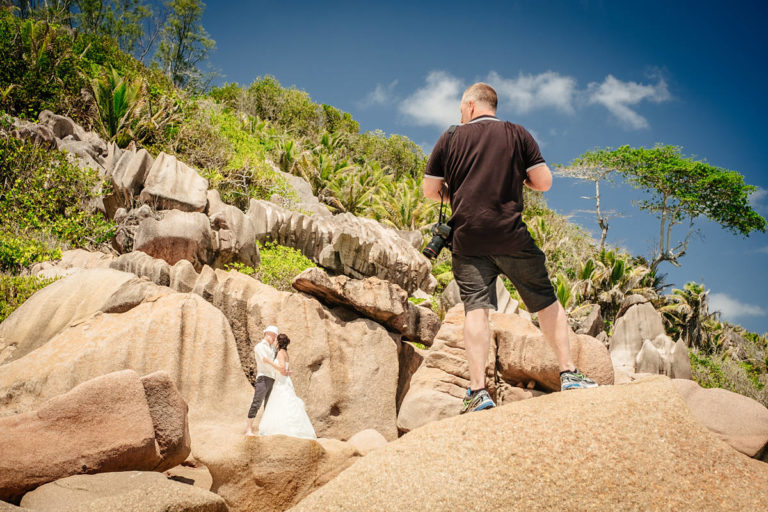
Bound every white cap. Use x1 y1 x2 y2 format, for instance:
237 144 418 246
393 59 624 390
264 325 279 335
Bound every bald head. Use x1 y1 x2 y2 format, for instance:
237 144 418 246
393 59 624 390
462 83 498 111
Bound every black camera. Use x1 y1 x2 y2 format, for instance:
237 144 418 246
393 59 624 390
422 223 451 259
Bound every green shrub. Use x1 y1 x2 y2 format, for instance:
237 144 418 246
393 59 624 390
0 137 114 271
0 273 57 322
254 241 315 292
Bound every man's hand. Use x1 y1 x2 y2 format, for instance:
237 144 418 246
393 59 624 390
280 368 291 376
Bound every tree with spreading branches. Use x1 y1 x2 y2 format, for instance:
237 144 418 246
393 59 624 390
562 145 765 271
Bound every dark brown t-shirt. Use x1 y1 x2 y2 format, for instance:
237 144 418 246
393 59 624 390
424 116 545 256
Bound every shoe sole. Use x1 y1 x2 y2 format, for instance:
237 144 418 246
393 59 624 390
561 383 599 391
473 401 496 411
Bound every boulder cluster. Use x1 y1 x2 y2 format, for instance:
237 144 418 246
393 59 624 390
1 112 767 511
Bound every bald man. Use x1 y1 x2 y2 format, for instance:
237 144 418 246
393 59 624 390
423 83 597 414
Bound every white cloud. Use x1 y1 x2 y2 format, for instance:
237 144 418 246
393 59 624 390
487 70 577 114
398 71 464 128
749 186 767 207
709 292 765 319
587 75 671 129
757 246 768 254
359 80 399 108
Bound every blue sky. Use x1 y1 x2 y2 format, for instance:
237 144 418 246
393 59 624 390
200 0 768 334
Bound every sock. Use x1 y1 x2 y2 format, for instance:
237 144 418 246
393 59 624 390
469 387 486 395
560 369 577 376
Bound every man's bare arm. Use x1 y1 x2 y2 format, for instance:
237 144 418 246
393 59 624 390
524 164 553 192
423 176 448 201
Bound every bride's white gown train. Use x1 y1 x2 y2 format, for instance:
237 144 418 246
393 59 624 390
258 372 316 440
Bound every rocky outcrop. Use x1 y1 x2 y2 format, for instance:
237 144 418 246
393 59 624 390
269 163 331 217
138 152 208 212
195 430 359 512
494 312 614 391
397 305 614 432
347 429 388 456
635 335 692 379
110 147 155 209
569 302 604 337
292 267 440 345
673 378 768 458
246 199 434 294
0 293 253 437
206 189 260 268
0 268 136 365
0 370 190 502
293 377 768 511
110 250 171 286
20 471 227 512
609 301 666 374
133 210 215 271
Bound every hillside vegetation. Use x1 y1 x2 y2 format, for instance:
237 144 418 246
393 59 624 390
0 7 765 406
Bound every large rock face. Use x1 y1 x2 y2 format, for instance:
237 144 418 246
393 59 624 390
20 471 227 512
110 147 155 209
609 301 666 373
0 370 190 502
292 267 440 345
246 199 433 294
494 312 614 391
397 305 614 432
206 189 260 268
0 268 135 365
0 293 253 438
293 377 768 511
194 430 359 512
139 152 208 212
133 209 215 271
673 378 768 458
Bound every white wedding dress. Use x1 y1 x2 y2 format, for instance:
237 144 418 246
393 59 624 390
259 363 317 440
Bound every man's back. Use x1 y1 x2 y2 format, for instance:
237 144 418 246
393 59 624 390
424 117 545 256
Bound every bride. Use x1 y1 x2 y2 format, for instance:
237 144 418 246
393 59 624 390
258 334 317 439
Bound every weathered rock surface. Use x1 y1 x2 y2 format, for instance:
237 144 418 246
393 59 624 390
20 471 227 512
635 334 693 379
0 370 189 502
398 305 614 432
609 301 666 374
206 189 260 268
133 210 215 271
0 268 135 365
292 377 768 511
246 199 433 294
0 294 252 439
31 248 115 275
569 302 604 337
347 429 388 455
195 430 359 512
292 267 440 345
11 117 56 148
494 312 615 391
104 252 402 440
112 205 158 254
269 163 331 217
673 378 768 458
139 152 208 212
111 147 155 209
111 250 171 286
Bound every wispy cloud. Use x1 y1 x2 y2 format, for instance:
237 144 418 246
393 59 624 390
757 246 768 254
709 292 765 319
487 71 577 114
587 75 671 129
749 186 767 207
398 71 464 128
359 80 399 108
399 70 671 130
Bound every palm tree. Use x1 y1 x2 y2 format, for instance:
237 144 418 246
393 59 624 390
92 67 143 147
660 282 711 348
370 175 439 230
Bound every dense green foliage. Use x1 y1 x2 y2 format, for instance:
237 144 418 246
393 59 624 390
227 242 315 292
0 273 57 322
0 134 114 271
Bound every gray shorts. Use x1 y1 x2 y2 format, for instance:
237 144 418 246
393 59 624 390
452 246 557 314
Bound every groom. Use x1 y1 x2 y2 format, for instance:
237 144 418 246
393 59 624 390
245 325 280 436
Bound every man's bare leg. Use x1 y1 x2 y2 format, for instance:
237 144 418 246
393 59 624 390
245 417 256 436
536 300 576 372
464 308 491 390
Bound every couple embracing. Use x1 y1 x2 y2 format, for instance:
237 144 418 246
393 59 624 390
245 325 316 439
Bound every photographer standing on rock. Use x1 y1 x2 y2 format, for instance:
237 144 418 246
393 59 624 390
422 83 597 414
